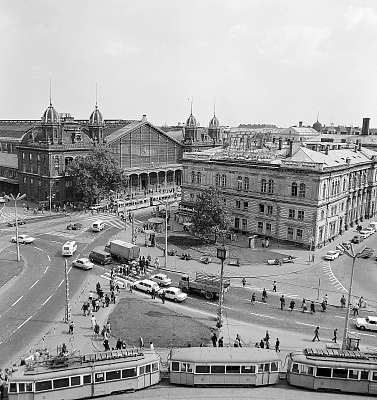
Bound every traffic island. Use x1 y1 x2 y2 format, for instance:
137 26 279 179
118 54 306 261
0 246 24 290
108 296 212 347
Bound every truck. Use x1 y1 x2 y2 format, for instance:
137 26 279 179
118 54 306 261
178 272 231 300
105 240 140 262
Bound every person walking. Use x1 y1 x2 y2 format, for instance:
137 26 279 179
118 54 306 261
160 291 165 304
242 277 246 287
310 301 316 314
68 320 74 335
312 326 320 342
323 294 328 305
218 336 224 347
353 304 359 316
289 299 295 311
275 338 280 352
139 336 144 348
211 332 218 347
340 294 346 308
264 330 270 347
272 281 277 292
91 314 97 330
280 295 285 310
150 341 154 350
236 334 242 347
251 293 256 305
259 339 265 348
301 298 307 312
332 328 338 343
262 288 268 302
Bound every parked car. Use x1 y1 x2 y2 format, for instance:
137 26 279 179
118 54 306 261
359 230 372 239
67 222 83 230
356 315 377 331
133 279 160 294
323 250 340 261
11 234 35 244
150 273 172 287
0 196 5 203
160 287 188 302
351 235 363 244
7 219 26 227
364 227 375 236
72 258 94 270
341 241 351 250
359 247 374 259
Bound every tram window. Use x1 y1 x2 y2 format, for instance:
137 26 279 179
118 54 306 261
171 362 180 372
53 378 70 389
122 368 137 378
226 365 240 374
139 366 145 375
83 375 91 384
360 371 369 380
106 370 121 381
152 362 159 372
196 365 210 374
19 383 25 392
181 363 192 372
292 363 299 373
264 364 270 372
333 369 347 379
25 383 33 392
300 365 313 375
241 365 256 374
211 365 225 374
36 380 52 391
95 373 105 383
316 368 331 377
348 370 359 380
9 383 17 393
271 362 278 372
146 364 151 373
70 376 81 386
372 371 377 381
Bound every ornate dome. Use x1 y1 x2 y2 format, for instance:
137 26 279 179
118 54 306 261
186 113 197 128
42 103 59 124
209 114 219 129
89 105 103 125
313 120 322 132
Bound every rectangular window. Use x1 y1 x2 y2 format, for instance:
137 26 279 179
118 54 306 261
333 369 347 379
287 227 294 240
243 201 248 210
25 383 33 392
172 362 179 372
259 204 265 213
235 217 240 229
226 365 240 374
139 366 145 375
83 375 91 384
145 365 151 373
242 219 247 230
296 229 303 240
360 370 369 380
95 373 105 383
70 376 81 386
106 370 121 381
236 200 241 209
267 205 273 215
265 223 271 233
196 365 210 374
9 383 17 393
316 368 332 377
241 365 256 374
53 378 70 389
211 365 225 373
372 371 377 381
257 221 263 232
348 370 359 379
258 364 264 373
292 363 299 373
288 209 295 219
36 380 52 391
271 362 278 372
264 364 270 372
122 368 136 378
152 363 159 372
298 210 304 221
19 383 25 392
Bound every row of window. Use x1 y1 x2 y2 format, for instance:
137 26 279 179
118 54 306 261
259 204 273 215
171 362 279 374
234 217 248 231
291 362 377 381
9 363 159 393
0 167 17 179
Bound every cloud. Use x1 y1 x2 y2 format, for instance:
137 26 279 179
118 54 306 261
344 4 377 28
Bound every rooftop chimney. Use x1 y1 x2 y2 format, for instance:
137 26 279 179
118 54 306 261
299 121 303 127
278 138 282 150
142 114 147 122
325 145 329 155
358 140 362 151
361 117 370 136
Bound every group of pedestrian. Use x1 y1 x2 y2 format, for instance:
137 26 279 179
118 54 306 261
211 332 224 347
254 330 280 352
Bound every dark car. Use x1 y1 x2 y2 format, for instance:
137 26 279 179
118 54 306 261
89 248 112 265
360 247 374 259
351 235 362 244
67 222 83 230
7 219 26 227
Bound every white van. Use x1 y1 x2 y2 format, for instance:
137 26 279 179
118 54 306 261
92 220 105 232
62 241 77 256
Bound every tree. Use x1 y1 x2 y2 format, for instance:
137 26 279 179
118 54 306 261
191 187 230 242
66 146 127 205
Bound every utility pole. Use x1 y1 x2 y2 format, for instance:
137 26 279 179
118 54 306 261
216 246 227 331
164 199 168 268
131 214 135 244
342 255 356 350
64 260 71 324
5 193 26 262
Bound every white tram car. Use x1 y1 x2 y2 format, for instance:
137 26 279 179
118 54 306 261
7 348 160 400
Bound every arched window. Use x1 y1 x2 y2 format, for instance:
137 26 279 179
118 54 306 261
221 174 227 187
197 172 201 185
261 179 267 193
322 183 326 199
191 171 195 183
215 173 220 186
237 176 242 190
244 177 249 191
291 182 297 197
268 179 274 194
299 183 306 198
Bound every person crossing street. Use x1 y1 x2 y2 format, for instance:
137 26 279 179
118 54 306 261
312 326 320 342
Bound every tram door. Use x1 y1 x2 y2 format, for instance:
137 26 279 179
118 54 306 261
258 363 270 385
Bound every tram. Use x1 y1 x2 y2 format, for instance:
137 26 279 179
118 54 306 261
169 347 281 386
7 348 160 400
287 348 377 395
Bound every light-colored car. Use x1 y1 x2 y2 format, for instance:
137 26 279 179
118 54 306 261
323 250 340 261
134 279 160 294
359 230 372 239
0 196 5 204
160 287 188 302
364 227 375 235
11 234 35 244
150 273 172 287
356 316 377 331
72 258 94 270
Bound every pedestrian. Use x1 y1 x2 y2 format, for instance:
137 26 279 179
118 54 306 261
321 300 327 312
358 296 364 308
110 291 116 304
262 288 267 302
211 332 218 347
94 323 100 335
160 291 165 304
275 338 280 352
242 277 246 287
259 339 265 348
105 294 110 307
69 321 74 334
218 336 224 347
81 302 87 316
312 326 320 342
95 298 100 311
251 293 256 304
301 298 307 312
91 314 96 330
323 294 328 305
353 304 359 316
332 328 338 343
151 288 156 300
310 301 315 314
272 281 277 292
139 336 144 348
155 257 160 269
103 339 110 351
280 295 285 310
236 333 242 347
116 338 123 350
150 341 154 350
340 294 346 308
289 299 295 311
96 281 101 294
264 330 270 347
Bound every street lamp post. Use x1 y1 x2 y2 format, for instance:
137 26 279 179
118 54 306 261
154 198 169 269
216 245 227 330
5 193 26 262
64 259 71 324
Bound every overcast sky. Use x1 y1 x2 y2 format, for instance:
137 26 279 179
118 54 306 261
1 0 377 127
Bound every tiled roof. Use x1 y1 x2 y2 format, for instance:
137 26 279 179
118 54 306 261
0 152 18 168
105 121 143 143
285 126 319 136
164 129 184 142
0 122 36 139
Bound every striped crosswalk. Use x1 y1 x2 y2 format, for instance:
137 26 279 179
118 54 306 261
322 263 347 292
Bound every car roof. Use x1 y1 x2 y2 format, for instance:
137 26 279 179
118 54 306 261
166 287 179 292
327 250 337 253
154 273 167 278
367 316 377 322
140 279 157 285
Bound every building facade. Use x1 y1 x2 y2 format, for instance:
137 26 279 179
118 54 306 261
180 141 377 248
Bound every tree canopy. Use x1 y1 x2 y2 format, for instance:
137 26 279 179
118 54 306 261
191 187 230 242
66 146 127 205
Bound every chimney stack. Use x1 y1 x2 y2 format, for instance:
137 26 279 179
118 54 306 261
361 117 370 136
299 121 303 128
325 145 329 155
278 138 282 150
287 139 294 157
142 114 147 122
358 140 362 151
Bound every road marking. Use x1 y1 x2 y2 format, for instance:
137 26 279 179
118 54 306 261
44 266 49 274
296 322 318 327
29 280 39 289
335 315 345 319
349 330 376 337
11 296 23 307
47 254 51 261
51 240 62 244
58 279 64 287
16 316 32 331
250 312 279 320
42 295 52 306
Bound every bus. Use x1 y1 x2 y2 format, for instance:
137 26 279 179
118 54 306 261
7 348 160 400
287 348 377 395
169 347 281 387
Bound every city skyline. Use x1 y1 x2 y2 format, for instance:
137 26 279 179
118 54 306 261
1 0 377 127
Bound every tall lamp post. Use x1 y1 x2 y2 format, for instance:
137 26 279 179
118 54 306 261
216 245 227 330
154 198 169 269
64 259 71 324
5 193 26 262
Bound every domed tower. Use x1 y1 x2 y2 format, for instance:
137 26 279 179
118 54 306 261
184 103 198 143
208 111 220 143
313 113 322 132
41 99 61 144
88 103 104 144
